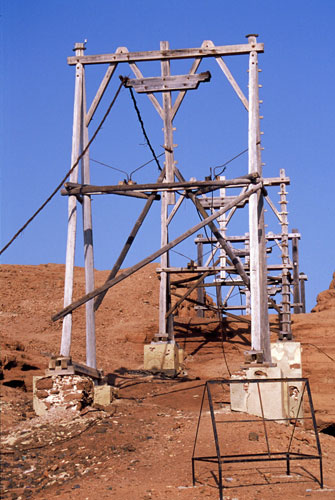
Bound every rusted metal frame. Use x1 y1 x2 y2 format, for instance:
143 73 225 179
52 183 261 321
94 168 166 311
67 42 265 66
256 383 271 457
192 378 323 497
166 258 220 319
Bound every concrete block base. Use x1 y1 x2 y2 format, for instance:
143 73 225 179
231 367 284 419
144 342 184 375
231 342 304 422
93 385 114 406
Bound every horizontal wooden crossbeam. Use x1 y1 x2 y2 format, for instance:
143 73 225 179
68 42 264 66
124 71 211 93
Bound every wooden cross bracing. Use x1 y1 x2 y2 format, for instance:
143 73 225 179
57 36 304 369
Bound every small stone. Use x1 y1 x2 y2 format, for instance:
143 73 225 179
248 431 259 441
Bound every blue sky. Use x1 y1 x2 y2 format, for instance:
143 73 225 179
1 0 334 312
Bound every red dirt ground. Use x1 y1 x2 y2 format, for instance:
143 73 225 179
1 263 335 499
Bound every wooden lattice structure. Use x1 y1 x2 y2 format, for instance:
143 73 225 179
52 36 306 370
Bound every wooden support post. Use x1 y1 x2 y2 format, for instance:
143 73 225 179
299 273 306 313
279 168 292 339
161 41 176 206
60 43 85 357
81 67 96 369
292 228 301 314
247 34 271 361
196 234 205 317
159 190 172 338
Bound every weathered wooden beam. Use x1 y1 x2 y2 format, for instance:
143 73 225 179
195 232 301 243
81 69 96 369
171 56 202 120
52 183 262 321
67 42 265 66
85 63 118 126
125 71 211 93
60 44 84 358
94 170 165 311
62 174 259 195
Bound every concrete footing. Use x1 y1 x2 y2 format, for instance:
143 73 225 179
143 341 184 376
231 342 303 422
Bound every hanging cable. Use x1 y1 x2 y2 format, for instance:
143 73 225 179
124 79 162 172
0 77 126 257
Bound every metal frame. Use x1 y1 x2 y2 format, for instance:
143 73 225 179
192 379 323 499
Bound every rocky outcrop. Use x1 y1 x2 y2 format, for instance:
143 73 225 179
312 272 335 313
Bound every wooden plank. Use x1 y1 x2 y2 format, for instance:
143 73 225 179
85 63 118 126
125 71 211 93
67 42 265 65
60 47 84 357
81 70 96 369
129 62 163 119
52 183 262 321
94 169 165 311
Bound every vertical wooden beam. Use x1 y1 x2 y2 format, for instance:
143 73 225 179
159 41 174 339
60 43 85 357
299 273 306 313
160 41 175 206
196 233 205 317
247 34 271 361
292 228 301 314
159 191 172 338
81 67 96 369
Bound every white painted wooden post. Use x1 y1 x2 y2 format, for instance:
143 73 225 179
247 34 271 361
60 43 85 357
159 41 174 340
81 66 96 368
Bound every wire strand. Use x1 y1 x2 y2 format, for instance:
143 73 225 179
0 78 126 257
126 84 162 172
